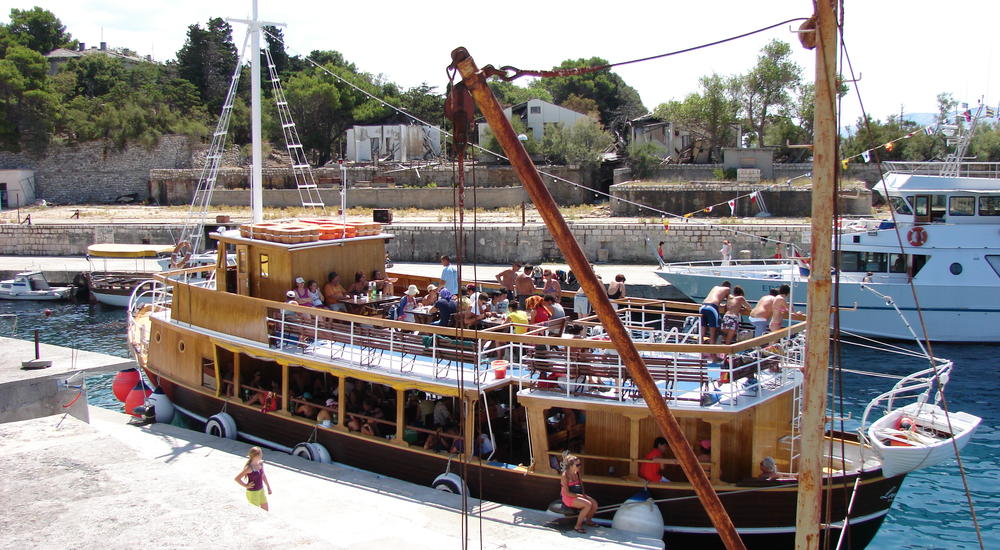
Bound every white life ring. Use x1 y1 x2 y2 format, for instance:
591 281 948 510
204 412 237 439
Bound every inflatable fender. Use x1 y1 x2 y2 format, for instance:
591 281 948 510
292 442 332 464
147 387 175 424
612 497 665 538
431 472 468 495
204 412 237 439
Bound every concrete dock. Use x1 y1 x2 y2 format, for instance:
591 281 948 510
0 408 663 550
0 336 135 423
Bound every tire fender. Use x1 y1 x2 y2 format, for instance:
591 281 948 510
204 412 237 439
292 442 332 464
432 472 467 495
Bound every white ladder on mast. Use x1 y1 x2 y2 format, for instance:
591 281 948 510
263 47 326 212
178 33 249 253
940 102 984 177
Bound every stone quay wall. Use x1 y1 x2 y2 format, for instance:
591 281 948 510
612 163 883 184
0 136 194 204
609 182 872 217
0 221 808 263
149 165 597 208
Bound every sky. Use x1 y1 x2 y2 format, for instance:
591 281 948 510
6 0 999 132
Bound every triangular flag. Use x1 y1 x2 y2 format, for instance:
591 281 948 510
904 132 916 138
683 212 694 218
663 222 670 233
861 150 870 162
727 199 736 216
749 191 758 204
706 205 713 212
885 142 894 152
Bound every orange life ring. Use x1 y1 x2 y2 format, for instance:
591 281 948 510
170 240 193 268
907 226 927 247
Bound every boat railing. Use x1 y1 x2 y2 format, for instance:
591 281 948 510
858 359 954 435
884 160 1000 178
660 257 800 269
543 449 712 479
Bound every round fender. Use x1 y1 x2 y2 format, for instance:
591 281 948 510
432 472 467 495
547 499 577 516
291 442 332 464
147 387 175 424
204 412 237 439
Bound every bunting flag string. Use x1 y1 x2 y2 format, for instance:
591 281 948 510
727 199 736 216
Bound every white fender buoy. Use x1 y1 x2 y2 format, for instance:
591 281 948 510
612 492 665 538
147 387 175 423
432 472 467 495
291 442 332 464
204 412 237 439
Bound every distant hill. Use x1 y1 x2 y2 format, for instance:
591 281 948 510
902 113 938 127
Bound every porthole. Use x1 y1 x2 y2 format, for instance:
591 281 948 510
154 331 162 343
949 262 963 275
178 340 186 353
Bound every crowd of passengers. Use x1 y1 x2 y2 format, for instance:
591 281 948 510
284 270 398 311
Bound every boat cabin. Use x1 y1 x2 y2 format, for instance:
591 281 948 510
881 173 1000 225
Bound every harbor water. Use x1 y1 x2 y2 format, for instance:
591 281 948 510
2 300 995 548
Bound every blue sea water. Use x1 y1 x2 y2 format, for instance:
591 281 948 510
1 300 995 548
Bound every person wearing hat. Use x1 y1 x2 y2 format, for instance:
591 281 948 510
397 284 420 322
316 398 335 426
291 276 310 303
421 284 439 307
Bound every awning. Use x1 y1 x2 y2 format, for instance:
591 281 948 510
86 243 175 258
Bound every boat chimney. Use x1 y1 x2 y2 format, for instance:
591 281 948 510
100 42 107 51
78 42 85 51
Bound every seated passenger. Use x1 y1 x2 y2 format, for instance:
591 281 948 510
348 271 368 296
372 270 397 296
431 288 457 327
306 280 324 307
396 285 420 322
292 276 311 304
507 302 529 334
421 284 439 307
316 399 335 425
322 272 347 311
639 437 671 483
295 392 317 419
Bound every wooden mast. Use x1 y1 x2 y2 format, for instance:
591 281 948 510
450 48 747 550
794 1 838 548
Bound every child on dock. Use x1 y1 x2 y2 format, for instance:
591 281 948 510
235 446 272 510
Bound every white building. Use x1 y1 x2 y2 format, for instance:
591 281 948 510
345 124 442 163
629 114 691 159
477 99 589 144
0 170 35 209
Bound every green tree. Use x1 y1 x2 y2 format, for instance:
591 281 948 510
971 122 1000 161
479 116 538 161
64 55 125 97
737 40 802 146
541 118 613 167
653 73 739 161
487 80 552 107
537 58 647 134
398 83 444 126
176 17 238 116
3 7 74 54
262 25 290 76
0 45 57 152
626 141 666 179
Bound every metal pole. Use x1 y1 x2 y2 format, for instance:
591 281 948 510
794 1 837 548
249 0 263 224
451 48 746 550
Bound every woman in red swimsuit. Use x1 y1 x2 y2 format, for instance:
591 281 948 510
560 454 599 533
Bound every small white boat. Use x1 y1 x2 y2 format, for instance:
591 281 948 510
0 271 72 301
862 362 981 477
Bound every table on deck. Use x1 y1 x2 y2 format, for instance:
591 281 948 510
339 295 400 316
409 306 438 325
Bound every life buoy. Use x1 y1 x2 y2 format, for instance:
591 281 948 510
170 240 193 268
907 226 927 247
205 412 237 439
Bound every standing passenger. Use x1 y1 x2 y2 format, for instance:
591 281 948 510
439 255 459 295
495 261 522 295
748 288 778 337
515 264 536 308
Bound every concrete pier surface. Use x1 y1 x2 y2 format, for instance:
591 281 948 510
0 336 135 423
0 256 688 300
0 409 663 550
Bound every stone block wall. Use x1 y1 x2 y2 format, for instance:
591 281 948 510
0 224 177 256
609 182 872 217
0 136 193 204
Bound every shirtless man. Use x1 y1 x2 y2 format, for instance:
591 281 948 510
514 264 536 308
748 288 779 337
700 281 731 344
495 261 522 295
769 284 791 333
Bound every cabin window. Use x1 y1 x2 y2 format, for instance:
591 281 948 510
201 357 217 391
979 196 1000 216
889 253 907 273
839 251 886 272
289 367 338 425
238 355 282 408
985 255 1000 277
949 263 963 275
912 254 929 276
889 196 912 215
259 254 269 278
343 378 397 439
911 195 929 218
930 195 947 221
948 196 975 216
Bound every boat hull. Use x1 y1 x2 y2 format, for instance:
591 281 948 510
0 290 70 300
869 403 981 478
655 268 1000 342
152 374 904 550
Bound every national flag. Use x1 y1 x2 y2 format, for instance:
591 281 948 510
885 141 894 152
663 221 670 234
986 107 996 118
749 191 758 204
704 205 713 213
961 102 969 109
904 131 916 138
924 126 935 136
861 150 870 162
727 199 736 216
963 110 972 122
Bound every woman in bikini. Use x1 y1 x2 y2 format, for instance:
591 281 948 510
235 446 272 510
560 454 599 533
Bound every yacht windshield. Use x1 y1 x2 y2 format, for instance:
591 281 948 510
890 196 912 215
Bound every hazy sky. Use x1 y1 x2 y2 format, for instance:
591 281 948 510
6 1 998 131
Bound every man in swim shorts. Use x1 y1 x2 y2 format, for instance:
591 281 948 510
748 288 779 337
700 281 731 344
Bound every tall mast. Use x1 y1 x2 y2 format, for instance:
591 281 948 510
230 0 283 224
794 1 837 548
450 49 747 550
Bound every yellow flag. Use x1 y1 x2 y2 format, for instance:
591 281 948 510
841 158 849 170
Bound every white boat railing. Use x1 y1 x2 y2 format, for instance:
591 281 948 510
884 161 1000 178
858 359 954 440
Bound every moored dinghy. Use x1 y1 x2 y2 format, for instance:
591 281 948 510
0 271 72 301
862 362 981 478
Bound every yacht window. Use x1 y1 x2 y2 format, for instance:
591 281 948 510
931 195 947 221
949 263 963 275
948 196 975 216
912 195 929 217
912 254 929 276
889 196 913 215
839 251 861 272
838 251 886 272
986 255 1000 277
979 196 1000 216
889 253 907 273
